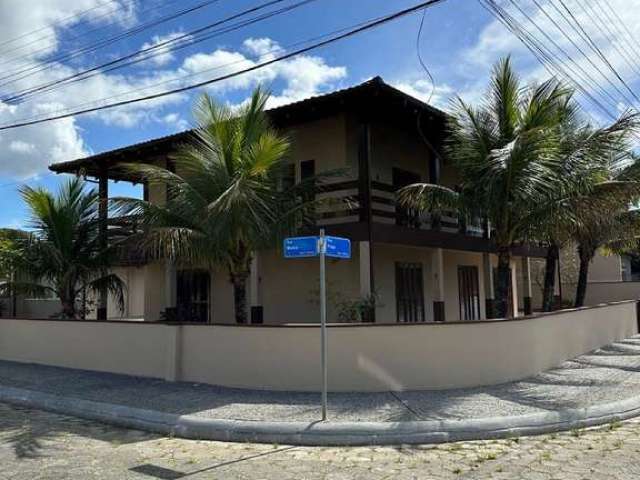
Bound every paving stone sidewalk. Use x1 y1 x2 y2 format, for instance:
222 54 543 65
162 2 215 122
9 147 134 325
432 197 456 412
2 335 640 424
2 402 640 479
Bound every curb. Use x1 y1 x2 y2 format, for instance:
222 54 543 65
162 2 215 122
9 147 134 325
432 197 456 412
2 385 640 446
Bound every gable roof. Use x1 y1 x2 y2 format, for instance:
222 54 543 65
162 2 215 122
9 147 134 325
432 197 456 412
49 76 447 180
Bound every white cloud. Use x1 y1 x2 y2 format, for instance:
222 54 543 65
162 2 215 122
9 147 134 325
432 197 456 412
393 79 455 110
139 31 190 67
0 1 347 181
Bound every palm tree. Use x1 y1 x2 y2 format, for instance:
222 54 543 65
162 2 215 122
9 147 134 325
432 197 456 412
530 117 640 311
115 88 320 323
399 57 581 318
0 178 125 319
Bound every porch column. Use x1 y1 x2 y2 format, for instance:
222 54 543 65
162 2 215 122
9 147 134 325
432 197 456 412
97 165 108 320
250 253 263 324
359 241 375 322
165 261 177 313
482 253 495 319
521 257 533 315
510 260 519 318
431 248 445 322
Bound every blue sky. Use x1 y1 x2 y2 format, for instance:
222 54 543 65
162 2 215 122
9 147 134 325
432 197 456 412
0 0 638 228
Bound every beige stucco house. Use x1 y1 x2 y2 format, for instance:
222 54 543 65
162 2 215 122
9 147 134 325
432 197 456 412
45 77 546 324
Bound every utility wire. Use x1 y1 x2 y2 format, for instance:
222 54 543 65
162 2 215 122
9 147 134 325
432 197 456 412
0 0 449 131
601 0 640 64
3 0 309 105
0 0 119 52
415 7 435 103
537 0 638 109
0 0 181 71
591 0 640 69
507 0 620 113
551 0 640 105
480 0 617 120
0 0 223 87
580 0 640 79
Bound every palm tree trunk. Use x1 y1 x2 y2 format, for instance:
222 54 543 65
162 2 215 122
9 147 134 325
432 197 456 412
494 248 512 318
60 297 76 319
575 245 595 308
230 272 249 323
542 243 559 312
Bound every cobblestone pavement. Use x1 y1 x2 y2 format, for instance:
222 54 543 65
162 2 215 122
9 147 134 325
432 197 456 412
2 402 640 479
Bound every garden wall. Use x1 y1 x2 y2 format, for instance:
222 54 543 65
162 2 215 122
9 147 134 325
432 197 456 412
0 300 637 392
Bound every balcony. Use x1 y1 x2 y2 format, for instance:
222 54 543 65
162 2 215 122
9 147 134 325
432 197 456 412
313 180 486 238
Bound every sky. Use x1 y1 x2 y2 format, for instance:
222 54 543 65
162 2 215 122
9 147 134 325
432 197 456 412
0 0 639 228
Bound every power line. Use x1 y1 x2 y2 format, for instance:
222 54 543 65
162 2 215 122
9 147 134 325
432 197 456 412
551 0 640 105
507 0 620 114
0 0 223 88
592 0 640 69
3 0 311 105
480 0 617 120
0 0 119 52
9 19 375 123
415 7 435 103
580 0 640 79
0 0 182 71
0 0 449 131
601 0 640 63
536 0 638 109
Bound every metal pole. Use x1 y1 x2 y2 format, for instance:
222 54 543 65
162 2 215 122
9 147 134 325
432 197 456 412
319 228 328 421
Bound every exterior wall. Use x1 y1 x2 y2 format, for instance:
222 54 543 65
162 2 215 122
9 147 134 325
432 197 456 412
1 300 635 392
368 119 431 184
589 252 623 282
0 319 170 379
562 281 640 305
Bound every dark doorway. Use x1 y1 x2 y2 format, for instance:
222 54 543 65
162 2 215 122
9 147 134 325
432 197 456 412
392 168 421 227
458 266 481 321
395 262 425 322
177 270 210 323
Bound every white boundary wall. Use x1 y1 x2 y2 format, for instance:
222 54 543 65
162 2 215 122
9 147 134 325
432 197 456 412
0 300 637 392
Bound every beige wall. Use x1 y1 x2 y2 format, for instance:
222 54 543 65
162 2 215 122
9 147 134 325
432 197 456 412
0 319 170 379
1 300 635 392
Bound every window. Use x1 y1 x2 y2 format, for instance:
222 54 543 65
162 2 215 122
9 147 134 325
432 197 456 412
177 270 210 323
395 262 425 322
458 266 480 321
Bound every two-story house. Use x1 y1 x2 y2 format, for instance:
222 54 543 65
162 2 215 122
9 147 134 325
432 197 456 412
48 77 546 324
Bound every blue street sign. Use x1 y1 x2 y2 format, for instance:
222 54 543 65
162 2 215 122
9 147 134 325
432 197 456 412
283 236 319 258
325 236 351 259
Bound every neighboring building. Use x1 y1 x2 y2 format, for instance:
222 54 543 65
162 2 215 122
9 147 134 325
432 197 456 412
530 247 640 307
46 77 546 324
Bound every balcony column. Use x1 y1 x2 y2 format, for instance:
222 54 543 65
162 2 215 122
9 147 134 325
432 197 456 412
250 253 263 324
432 248 445 322
521 256 533 315
97 164 108 320
482 253 495 319
359 241 375 322
358 120 375 322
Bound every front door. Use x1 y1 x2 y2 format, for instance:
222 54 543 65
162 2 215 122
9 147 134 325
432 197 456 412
392 168 421 227
458 266 481 321
177 270 210 323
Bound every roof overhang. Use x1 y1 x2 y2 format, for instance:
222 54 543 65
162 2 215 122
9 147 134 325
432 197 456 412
48 77 447 182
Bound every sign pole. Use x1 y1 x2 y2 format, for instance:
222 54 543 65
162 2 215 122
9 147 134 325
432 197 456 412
319 228 328 421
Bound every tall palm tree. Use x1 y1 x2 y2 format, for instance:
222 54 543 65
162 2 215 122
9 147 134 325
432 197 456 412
0 178 125 319
529 117 640 311
399 57 582 318
115 88 320 323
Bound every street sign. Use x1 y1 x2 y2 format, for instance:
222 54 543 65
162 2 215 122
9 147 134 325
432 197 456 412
282 231 351 421
283 236 319 258
325 236 351 259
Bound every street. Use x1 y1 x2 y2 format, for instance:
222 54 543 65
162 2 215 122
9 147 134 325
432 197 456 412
1 402 639 479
